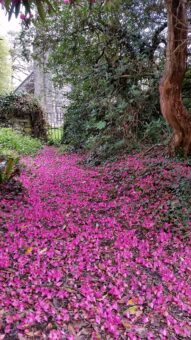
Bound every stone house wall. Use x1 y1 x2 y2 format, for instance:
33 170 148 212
0 111 32 135
14 53 71 129
33 57 71 127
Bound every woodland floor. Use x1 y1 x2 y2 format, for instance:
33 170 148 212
0 147 191 339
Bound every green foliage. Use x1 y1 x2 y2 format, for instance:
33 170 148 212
143 118 170 143
29 0 166 159
59 144 70 154
7 1 191 160
0 37 12 94
183 68 191 111
0 128 42 155
0 92 37 116
3 0 56 21
62 70 162 159
0 93 47 140
18 0 169 159
0 154 19 184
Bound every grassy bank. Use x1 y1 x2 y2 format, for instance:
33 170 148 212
0 128 42 156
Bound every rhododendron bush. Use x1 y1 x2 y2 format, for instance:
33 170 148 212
1 0 97 21
0 147 191 338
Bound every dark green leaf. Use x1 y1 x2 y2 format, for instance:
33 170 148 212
15 2 21 18
8 2 15 21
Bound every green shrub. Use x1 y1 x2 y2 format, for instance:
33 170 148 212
0 128 42 155
0 93 47 140
59 144 69 154
142 119 170 144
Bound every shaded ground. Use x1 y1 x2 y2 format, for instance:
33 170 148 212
0 147 191 339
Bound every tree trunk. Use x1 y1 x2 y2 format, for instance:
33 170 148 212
159 0 191 156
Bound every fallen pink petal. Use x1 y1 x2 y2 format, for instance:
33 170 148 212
0 147 190 338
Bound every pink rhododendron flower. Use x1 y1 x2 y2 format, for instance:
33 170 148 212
20 13 26 20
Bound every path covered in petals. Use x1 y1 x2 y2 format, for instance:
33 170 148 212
0 147 191 339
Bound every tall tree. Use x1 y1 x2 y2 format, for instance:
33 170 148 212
159 0 191 156
0 37 12 94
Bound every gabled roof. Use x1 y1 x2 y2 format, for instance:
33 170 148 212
14 72 34 94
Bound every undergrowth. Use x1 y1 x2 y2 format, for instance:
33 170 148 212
0 128 42 155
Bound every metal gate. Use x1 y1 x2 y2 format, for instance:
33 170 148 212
44 84 71 144
46 106 65 144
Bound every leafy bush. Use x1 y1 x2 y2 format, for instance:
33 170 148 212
62 74 162 160
59 144 69 154
0 93 47 140
0 128 42 155
142 118 170 143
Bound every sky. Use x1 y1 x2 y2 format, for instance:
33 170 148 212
0 8 21 38
0 9 31 88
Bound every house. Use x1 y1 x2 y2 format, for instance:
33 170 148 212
14 60 71 128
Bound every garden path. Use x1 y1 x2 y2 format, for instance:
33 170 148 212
0 147 191 339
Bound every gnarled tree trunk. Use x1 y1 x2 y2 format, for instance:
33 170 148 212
159 0 191 156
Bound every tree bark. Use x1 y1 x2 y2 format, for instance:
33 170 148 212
159 0 191 156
